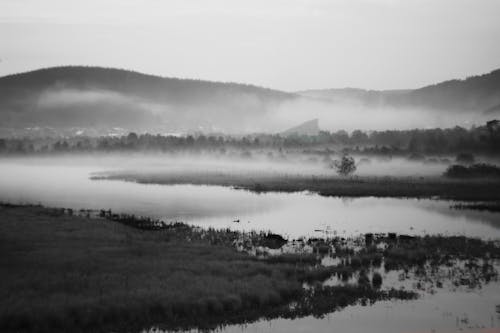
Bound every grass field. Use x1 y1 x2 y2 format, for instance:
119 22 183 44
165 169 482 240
0 204 308 332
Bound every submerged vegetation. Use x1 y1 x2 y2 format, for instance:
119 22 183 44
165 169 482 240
1 203 499 333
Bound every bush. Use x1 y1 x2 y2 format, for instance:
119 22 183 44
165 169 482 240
350 256 362 268
444 163 500 178
372 272 383 289
357 271 370 286
331 154 357 176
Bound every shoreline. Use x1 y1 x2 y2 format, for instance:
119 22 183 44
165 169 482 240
1 202 499 332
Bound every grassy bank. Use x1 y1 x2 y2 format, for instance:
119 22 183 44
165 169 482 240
0 204 416 333
0 204 302 332
94 171 500 201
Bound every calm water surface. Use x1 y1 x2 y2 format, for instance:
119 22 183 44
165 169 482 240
0 159 499 239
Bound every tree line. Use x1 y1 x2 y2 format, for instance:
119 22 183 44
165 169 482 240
1 120 498 155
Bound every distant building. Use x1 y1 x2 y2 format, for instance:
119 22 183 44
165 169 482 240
281 119 320 137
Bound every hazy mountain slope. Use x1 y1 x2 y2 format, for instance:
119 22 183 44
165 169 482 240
1 66 499 135
406 69 500 112
0 66 293 106
298 69 500 113
297 88 410 107
0 66 296 132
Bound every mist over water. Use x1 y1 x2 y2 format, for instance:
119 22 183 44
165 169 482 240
0 152 452 177
0 155 499 239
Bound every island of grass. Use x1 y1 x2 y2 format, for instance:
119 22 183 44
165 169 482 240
93 170 500 202
1 203 499 333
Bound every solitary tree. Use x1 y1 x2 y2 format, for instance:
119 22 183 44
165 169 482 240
332 154 357 176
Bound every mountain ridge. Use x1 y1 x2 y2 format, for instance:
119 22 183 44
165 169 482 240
297 68 500 112
0 66 499 134
0 66 296 133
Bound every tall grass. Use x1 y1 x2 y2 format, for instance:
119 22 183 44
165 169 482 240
0 204 303 332
99 170 500 201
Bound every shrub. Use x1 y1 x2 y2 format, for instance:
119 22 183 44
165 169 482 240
444 163 500 178
350 256 362 268
331 154 357 176
357 270 370 286
372 272 383 289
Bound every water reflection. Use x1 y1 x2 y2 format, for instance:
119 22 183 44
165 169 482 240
208 284 500 333
143 279 500 333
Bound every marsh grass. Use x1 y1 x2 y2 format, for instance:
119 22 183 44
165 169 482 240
95 171 500 201
1 203 499 332
0 204 306 332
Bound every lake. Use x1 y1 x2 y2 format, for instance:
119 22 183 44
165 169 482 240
0 157 499 240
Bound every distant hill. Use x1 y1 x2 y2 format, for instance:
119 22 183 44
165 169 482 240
0 66 296 134
1 66 499 136
298 69 500 113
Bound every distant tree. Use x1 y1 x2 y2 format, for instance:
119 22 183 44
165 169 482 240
351 130 368 143
332 154 357 176
332 130 349 144
408 133 420 152
127 132 138 142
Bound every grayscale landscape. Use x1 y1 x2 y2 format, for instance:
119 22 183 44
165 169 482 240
1 1 500 333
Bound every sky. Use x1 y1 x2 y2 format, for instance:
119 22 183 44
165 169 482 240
1 0 500 91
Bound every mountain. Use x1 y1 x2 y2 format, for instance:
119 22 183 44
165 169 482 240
0 66 296 134
297 88 410 105
282 119 320 136
298 69 500 113
1 66 499 136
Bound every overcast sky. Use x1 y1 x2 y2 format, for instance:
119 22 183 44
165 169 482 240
1 0 500 91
